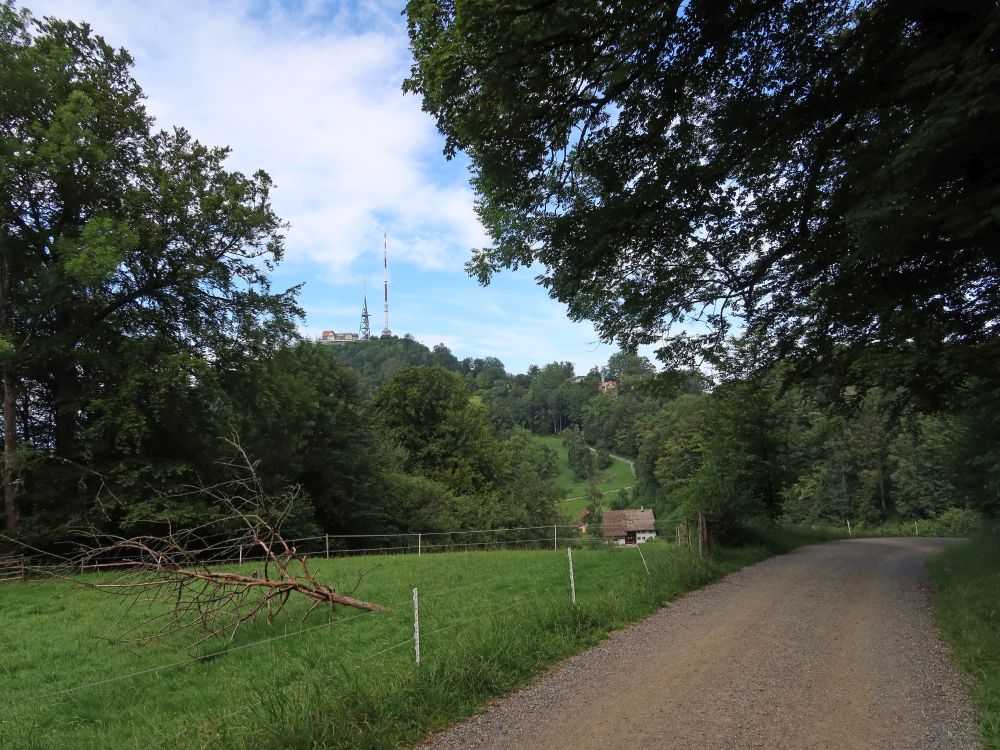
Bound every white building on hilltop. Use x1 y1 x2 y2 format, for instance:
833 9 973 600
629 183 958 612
319 330 359 345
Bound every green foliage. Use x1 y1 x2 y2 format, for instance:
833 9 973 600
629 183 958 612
330 335 462 398
927 531 1000 748
948 380 1000 518
405 0 1000 395
563 426 595 481
368 366 560 532
1 6 300 536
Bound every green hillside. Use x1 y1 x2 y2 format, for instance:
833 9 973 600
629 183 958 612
531 436 635 523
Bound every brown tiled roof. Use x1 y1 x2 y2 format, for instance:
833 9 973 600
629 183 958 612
601 508 655 538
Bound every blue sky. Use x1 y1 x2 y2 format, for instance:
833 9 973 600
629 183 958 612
27 0 641 375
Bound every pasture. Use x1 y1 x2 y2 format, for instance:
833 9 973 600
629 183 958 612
0 539 774 749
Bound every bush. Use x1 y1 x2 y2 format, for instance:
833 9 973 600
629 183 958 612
929 507 982 537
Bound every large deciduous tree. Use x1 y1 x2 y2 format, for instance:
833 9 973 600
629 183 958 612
0 5 299 530
404 0 1000 396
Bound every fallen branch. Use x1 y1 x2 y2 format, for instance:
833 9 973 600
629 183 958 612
70 440 386 646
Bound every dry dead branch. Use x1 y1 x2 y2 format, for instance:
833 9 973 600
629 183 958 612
70 441 386 646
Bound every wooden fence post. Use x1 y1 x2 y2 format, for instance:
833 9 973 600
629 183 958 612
567 547 576 605
637 542 650 576
412 587 421 666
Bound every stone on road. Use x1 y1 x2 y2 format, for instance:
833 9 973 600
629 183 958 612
419 538 981 750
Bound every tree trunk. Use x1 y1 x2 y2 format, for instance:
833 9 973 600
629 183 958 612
876 453 887 517
3 368 18 530
0 249 18 529
51 359 80 457
697 509 710 557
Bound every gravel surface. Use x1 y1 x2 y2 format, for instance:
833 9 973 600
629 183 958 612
417 538 982 750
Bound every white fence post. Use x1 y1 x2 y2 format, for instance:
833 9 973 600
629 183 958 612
637 541 650 576
412 587 421 666
325 534 330 559
847 519 852 536
553 525 557 551
567 547 576 605
914 520 919 536
418 533 422 557
238 546 243 566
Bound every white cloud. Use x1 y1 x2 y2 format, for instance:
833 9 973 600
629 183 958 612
28 0 483 272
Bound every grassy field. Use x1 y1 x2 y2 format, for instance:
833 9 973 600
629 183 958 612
532 435 636 522
0 530 825 750
927 529 1000 749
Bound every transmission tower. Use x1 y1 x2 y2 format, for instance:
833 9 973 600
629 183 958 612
360 281 371 341
380 233 392 338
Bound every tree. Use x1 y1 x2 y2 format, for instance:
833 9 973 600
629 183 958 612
0 6 299 531
369 366 506 496
563 426 595 481
404 0 1000 394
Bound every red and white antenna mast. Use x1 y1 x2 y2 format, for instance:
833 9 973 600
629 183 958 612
381 232 392 338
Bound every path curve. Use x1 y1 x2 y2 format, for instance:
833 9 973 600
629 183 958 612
418 538 981 750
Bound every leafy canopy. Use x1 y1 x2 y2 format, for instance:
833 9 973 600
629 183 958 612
404 0 1000 392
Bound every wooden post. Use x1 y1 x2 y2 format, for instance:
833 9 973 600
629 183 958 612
847 519 852 536
567 547 576 605
418 533 422 557
553 525 557 551
637 542 650 576
413 587 420 666
685 518 692 550
914 520 919 536
238 546 243 566
325 534 330 559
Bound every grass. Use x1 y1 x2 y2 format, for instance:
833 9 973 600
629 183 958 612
926 528 1000 749
0 528 827 749
531 436 636 522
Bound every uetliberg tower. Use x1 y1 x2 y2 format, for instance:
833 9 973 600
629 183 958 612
380 233 392 338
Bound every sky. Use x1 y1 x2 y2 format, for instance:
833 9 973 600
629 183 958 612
25 0 642 375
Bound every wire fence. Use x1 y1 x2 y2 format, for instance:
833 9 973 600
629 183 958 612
150 552 659 749
1 538 661 718
5 522 648 579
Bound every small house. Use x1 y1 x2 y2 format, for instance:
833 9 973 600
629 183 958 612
601 508 656 545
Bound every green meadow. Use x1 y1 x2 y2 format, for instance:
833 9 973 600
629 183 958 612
531 436 636 523
0 536 803 749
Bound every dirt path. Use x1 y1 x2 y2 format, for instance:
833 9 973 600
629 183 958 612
419 538 981 750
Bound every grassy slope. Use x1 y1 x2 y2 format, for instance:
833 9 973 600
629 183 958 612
532 435 635 523
0 529 831 750
926 530 1000 749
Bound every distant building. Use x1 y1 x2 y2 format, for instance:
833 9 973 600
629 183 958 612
599 379 619 397
319 330 359 345
601 508 656 545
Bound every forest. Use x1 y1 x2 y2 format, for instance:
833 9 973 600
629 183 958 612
2 0 998 553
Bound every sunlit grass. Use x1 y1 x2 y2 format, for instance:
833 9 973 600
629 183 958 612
0 533 808 750
530 435 635 523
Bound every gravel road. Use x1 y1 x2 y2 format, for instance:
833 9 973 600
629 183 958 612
418 538 981 750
